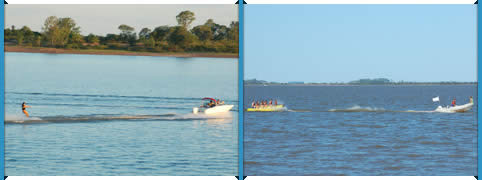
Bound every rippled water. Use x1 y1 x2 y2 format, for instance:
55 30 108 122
244 85 476 175
5 52 238 175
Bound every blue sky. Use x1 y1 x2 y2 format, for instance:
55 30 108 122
245 5 476 83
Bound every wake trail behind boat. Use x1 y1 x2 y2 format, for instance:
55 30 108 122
288 105 440 113
328 105 471 113
287 109 311 112
329 105 437 113
5 112 233 124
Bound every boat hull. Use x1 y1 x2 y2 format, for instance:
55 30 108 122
435 103 473 113
193 105 234 114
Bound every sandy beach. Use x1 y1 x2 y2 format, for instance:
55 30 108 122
5 46 238 58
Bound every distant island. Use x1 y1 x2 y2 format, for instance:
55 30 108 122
245 78 476 85
5 10 238 58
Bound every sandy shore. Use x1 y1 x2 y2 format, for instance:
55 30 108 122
5 46 238 58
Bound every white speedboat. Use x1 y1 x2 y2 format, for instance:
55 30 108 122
193 97 234 115
435 102 474 113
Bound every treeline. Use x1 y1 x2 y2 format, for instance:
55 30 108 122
4 10 239 53
349 78 391 85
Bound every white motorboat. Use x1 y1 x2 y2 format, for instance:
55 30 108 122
435 102 474 113
193 97 233 115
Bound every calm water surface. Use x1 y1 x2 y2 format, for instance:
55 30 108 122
244 85 476 175
5 52 238 175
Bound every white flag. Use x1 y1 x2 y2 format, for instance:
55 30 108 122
432 96 440 102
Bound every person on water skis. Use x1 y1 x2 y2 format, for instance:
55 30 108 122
22 102 31 117
451 98 456 107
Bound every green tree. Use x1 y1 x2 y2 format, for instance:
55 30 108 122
34 35 42 47
213 25 228 41
145 36 155 48
69 32 84 45
227 21 239 41
150 26 170 43
16 34 24 45
118 24 135 41
118 24 134 34
139 28 151 40
201 19 230 41
204 19 215 28
42 16 59 46
19 26 34 43
102 34 120 43
58 18 80 46
86 33 99 44
192 25 213 41
167 26 196 48
42 16 80 47
176 11 195 29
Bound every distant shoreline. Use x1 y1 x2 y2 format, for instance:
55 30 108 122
245 78 476 86
5 46 238 59
245 83 476 86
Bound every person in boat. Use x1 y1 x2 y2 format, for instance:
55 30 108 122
275 100 278 105
470 96 473 104
269 100 273 106
451 98 456 107
22 102 31 117
208 100 215 107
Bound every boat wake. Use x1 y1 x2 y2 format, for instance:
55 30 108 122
5 112 233 124
5 114 43 122
329 105 466 113
287 109 311 112
328 105 388 112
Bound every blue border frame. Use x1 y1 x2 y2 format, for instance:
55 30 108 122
238 2 244 178
474 1 481 177
1 1 5 178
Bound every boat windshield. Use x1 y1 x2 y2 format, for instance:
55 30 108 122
202 100 216 108
200 98 225 108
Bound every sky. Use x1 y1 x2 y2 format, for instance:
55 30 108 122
5 5 238 36
245 5 477 83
